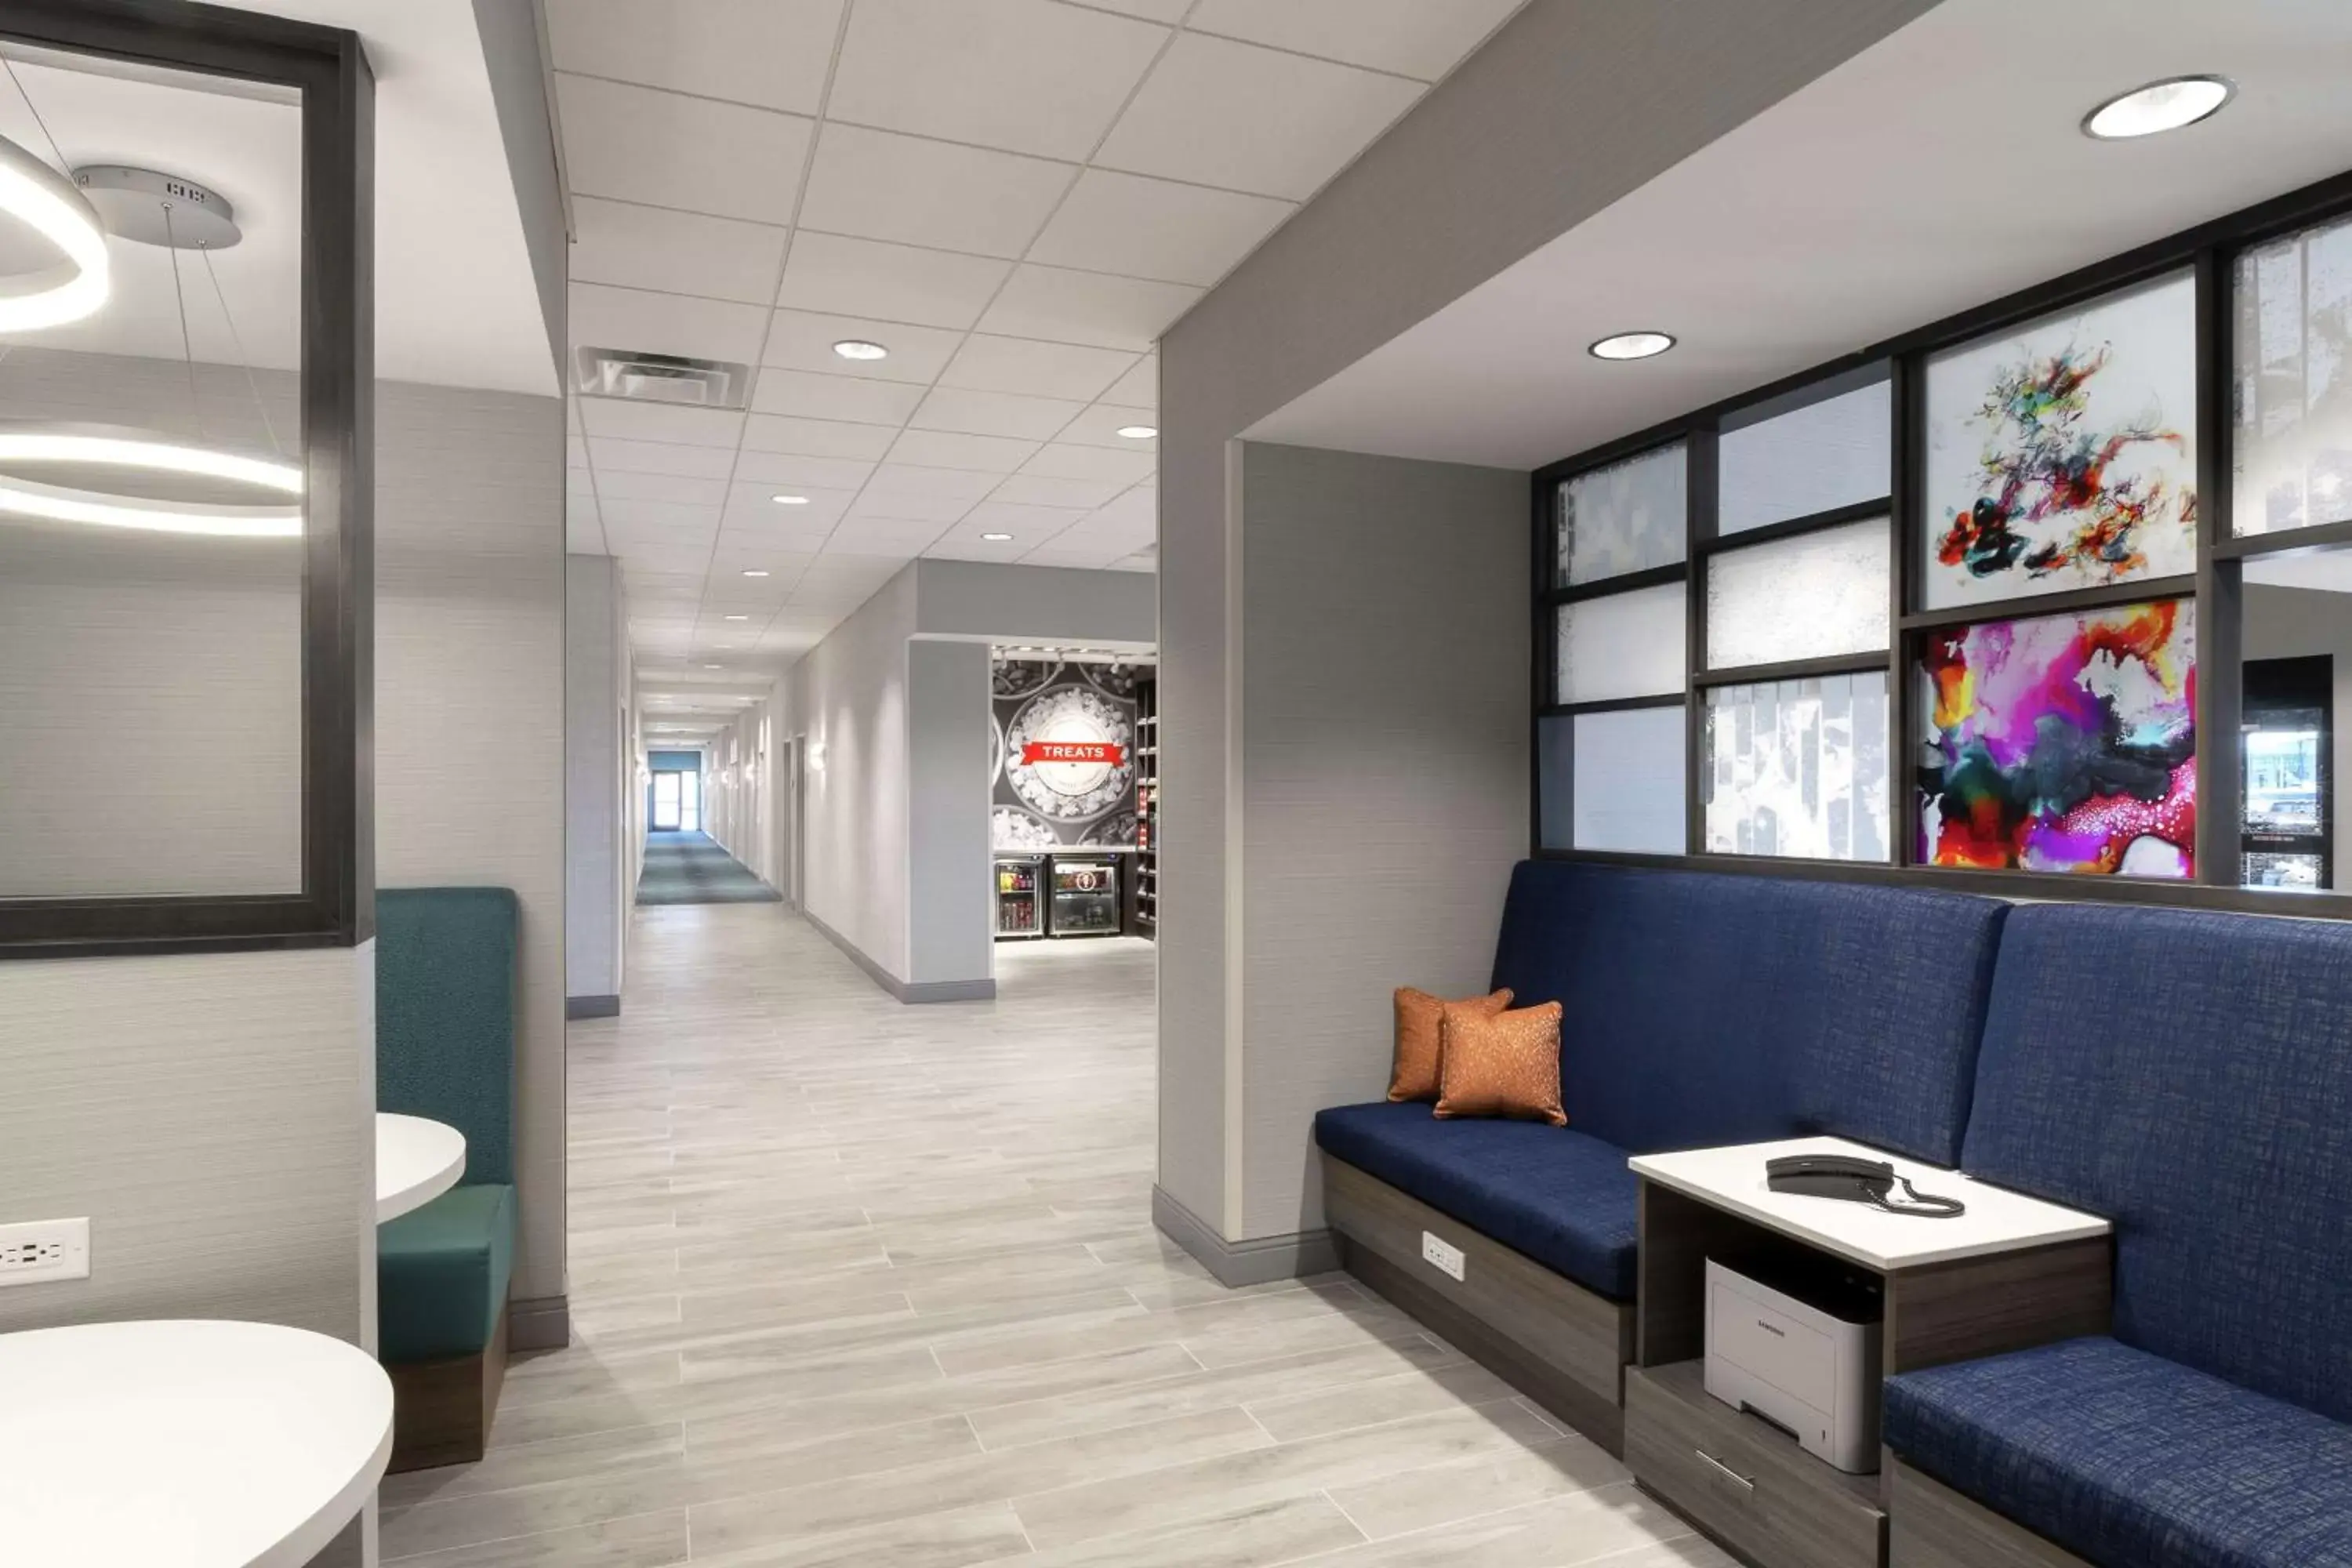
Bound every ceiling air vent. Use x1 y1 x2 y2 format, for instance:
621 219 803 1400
574 347 753 410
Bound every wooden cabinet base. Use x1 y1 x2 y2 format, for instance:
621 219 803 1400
387 1308 509 1473
1320 1154 1633 1454
1888 1457 2093 1568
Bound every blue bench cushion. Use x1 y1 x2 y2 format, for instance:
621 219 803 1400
378 887 519 1186
378 1183 516 1363
1886 1337 2352 1568
1316 1102 1639 1299
1488 862 2005 1163
1963 905 2352 1425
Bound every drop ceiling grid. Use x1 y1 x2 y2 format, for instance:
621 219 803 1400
554 0 1530 669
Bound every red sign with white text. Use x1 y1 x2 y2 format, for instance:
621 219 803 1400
1020 740 1123 766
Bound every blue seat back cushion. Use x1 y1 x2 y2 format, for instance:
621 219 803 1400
1487 861 2006 1163
1963 903 2352 1425
376 887 519 1186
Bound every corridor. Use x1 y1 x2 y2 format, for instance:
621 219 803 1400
636 833 784 907
378 905 1715 1566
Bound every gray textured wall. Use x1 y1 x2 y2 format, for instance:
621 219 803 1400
1157 0 1944 1243
909 639 993 987
376 381 569 1312
566 555 626 1000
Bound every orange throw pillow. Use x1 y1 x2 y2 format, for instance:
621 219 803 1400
1388 986 1512 1103
1435 999 1566 1126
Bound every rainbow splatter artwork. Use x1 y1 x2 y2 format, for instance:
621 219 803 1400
1925 273 2198 608
1916 600 2196 877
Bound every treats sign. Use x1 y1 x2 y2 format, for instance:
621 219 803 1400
1019 740 1123 767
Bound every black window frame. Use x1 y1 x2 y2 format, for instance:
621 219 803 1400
1530 164 2352 920
0 0 374 958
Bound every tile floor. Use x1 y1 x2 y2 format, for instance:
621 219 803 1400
380 904 1724 1566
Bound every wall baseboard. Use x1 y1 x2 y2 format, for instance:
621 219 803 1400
564 994 620 1020
802 909 996 1005
507 1294 570 1352
1152 1185 1339 1287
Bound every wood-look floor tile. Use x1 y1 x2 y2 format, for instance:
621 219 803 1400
681 1503 1031 1568
976 1493 1364 1567
1321 1432 1634 1540
1302 1486 1698 1566
379 1507 688 1566
1243 1359 1523 1442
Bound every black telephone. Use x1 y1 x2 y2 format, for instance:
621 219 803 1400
1766 1154 1966 1218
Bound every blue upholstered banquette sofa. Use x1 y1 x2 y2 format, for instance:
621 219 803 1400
376 887 520 1472
1314 862 2352 1567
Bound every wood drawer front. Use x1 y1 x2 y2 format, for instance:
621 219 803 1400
1626 1363 1885 1568
1320 1154 1630 1408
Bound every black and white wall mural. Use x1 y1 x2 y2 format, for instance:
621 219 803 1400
991 658 1149 851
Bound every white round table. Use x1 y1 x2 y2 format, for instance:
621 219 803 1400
376 1112 466 1222
0 1319 394 1567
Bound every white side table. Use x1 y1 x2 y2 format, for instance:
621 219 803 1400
0 1319 394 1567
376 1112 466 1223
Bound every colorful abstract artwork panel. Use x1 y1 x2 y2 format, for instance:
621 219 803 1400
1924 272 2198 608
1916 600 2196 877
1557 441 1686 587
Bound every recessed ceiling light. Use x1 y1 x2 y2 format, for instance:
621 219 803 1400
1116 425 1158 440
771 493 809 506
2082 75 2234 140
1588 331 1676 361
981 532 1014 541
742 569 770 577
703 663 723 670
833 339 888 361
724 614 750 621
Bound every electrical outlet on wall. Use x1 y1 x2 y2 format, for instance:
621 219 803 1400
1421 1229 1465 1283
0 1218 89 1286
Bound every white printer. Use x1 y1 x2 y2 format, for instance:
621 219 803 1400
1704 1256 1883 1474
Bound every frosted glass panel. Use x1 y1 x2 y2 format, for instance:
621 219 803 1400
1557 583 1686 704
1574 706 1686 853
2234 212 2352 537
1557 443 1686 586
1704 672 1889 860
1706 518 1889 670
1719 380 1891 535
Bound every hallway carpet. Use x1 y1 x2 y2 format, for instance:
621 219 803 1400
637 830 782 906
379 906 1722 1566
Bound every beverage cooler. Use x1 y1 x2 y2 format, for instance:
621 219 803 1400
993 855 1044 939
1047 855 1122 938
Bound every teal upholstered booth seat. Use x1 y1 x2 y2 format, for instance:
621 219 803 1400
376 887 519 1466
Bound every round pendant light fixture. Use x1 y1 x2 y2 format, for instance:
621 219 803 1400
2082 75 2234 140
832 339 889 361
0 132 111 332
1116 425 1157 440
1588 330 1677 361
0 429 302 537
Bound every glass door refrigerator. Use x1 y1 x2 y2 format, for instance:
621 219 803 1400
2241 655 2332 891
1045 854 1122 938
993 855 1044 939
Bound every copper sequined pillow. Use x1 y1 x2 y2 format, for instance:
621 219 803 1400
1434 999 1566 1126
1387 986 1512 1104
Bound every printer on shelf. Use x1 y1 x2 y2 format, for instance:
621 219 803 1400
1704 1256 1883 1475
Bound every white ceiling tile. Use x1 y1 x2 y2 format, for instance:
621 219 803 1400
763 309 964 385
568 519 607 553
588 437 742 479
555 74 813 223
976 265 1200 353
1185 0 1526 81
731 452 877 491
567 492 601 524
546 0 846 113
568 436 590 469
724 481 861 524
1027 169 1294 286
964 501 1091 537
1102 356 1157 410
926 532 1032 562
579 400 746 448
908 387 1087 441
938 336 1138 401
1093 34 1423 200
989 474 1128 510
825 517 953 557
884 429 1043 474
1022 539 1127 568
1067 0 1191 20
860 464 1004 509
571 282 769 366
750 372 927 427
1020 442 1156 485
571 197 789 306
742 414 902 462
1107 555 1156 574
827 0 1167 161
799 123 1075 260
775 233 1013 330
593 469 733 505
1092 485 1159 527
1056 404 1158 450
